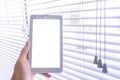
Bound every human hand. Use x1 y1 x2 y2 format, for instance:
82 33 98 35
11 41 31 80
11 41 51 80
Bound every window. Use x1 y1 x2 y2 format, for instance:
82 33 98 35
0 0 27 79
0 0 120 80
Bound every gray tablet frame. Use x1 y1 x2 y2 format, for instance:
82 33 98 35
29 15 63 73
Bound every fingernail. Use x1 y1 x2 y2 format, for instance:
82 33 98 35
42 73 51 78
26 41 29 48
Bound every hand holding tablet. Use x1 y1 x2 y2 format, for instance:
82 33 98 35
29 15 63 73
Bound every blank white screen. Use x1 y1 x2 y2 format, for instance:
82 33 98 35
32 19 60 68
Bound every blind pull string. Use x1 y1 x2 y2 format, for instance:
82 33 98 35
5 0 9 24
24 0 29 40
82 0 84 50
79 0 83 50
97 0 102 68
102 0 108 73
93 0 98 64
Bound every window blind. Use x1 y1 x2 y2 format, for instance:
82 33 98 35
0 0 120 80
27 0 120 80
0 0 27 80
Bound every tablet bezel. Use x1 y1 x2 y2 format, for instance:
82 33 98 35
29 15 63 73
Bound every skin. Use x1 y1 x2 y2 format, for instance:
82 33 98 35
11 41 51 80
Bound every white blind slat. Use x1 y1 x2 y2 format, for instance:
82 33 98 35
0 0 120 80
0 0 26 79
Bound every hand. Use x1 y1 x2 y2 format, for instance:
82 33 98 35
11 41 51 80
11 41 31 80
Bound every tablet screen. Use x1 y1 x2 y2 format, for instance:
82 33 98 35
31 19 60 68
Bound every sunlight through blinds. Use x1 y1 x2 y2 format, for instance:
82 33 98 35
26 0 120 80
0 0 27 80
0 0 120 80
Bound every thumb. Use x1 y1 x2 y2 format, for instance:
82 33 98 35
19 41 30 59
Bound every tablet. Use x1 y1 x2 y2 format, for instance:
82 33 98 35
29 15 63 73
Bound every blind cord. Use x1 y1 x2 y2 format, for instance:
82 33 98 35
102 0 108 73
5 0 9 24
24 0 29 40
93 0 98 64
82 0 84 50
104 0 106 64
97 0 103 68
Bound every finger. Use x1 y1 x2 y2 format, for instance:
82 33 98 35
19 41 30 59
31 73 36 80
32 73 36 76
27 52 29 60
31 75 35 80
41 73 51 78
